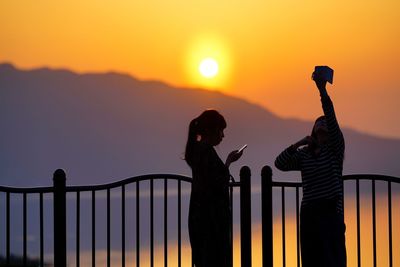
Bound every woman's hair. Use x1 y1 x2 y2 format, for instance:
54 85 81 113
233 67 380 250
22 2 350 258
308 115 326 153
311 115 326 140
184 109 226 166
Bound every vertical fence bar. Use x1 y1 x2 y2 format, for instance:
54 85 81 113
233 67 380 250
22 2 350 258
136 182 140 267
76 191 80 267
372 180 376 267
240 166 252 267
23 192 27 266
356 179 361 267
178 180 182 267
296 186 300 267
296 187 300 267
164 178 168 267
150 179 154 267
230 181 234 266
6 192 10 266
122 185 126 267
388 181 392 267
40 192 44 267
53 169 67 267
261 165 273 267
107 189 111 267
281 187 286 267
92 190 96 267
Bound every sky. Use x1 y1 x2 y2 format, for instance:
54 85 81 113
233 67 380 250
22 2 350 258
1 2 400 265
1 0 400 138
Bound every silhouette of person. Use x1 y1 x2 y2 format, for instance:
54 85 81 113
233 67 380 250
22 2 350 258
275 73 347 267
185 109 243 267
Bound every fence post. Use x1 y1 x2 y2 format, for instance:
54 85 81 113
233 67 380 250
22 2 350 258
240 166 252 267
53 169 67 267
261 165 273 267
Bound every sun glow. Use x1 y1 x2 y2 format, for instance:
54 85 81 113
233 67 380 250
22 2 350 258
185 34 232 90
199 58 219 78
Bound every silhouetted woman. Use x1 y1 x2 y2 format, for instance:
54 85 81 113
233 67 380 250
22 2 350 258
185 110 243 267
275 74 347 267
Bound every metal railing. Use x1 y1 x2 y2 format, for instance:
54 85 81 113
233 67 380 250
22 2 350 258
261 165 400 267
2 165 399 267
0 167 252 267
0 185 54 267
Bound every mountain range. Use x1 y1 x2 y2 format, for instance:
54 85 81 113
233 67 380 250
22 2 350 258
1 63 400 188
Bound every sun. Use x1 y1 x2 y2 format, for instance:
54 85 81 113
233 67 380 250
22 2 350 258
199 58 219 78
185 34 232 89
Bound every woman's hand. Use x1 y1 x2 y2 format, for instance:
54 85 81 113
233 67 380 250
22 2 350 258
225 150 243 168
293 136 314 149
312 71 328 97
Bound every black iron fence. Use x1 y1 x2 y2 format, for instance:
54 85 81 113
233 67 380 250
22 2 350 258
1 165 399 267
0 167 252 267
261 165 400 267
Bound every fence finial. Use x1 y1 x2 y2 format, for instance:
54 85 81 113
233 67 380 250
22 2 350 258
53 169 66 182
240 165 251 178
261 165 272 179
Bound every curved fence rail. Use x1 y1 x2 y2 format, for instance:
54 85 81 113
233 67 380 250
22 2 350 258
2 165 399 267
0 167 252 267
261 165 400 267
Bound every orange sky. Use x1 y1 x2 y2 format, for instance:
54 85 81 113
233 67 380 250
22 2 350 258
1 0 400 138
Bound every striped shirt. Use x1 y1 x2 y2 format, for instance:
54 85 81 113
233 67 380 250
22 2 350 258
275 95 345 213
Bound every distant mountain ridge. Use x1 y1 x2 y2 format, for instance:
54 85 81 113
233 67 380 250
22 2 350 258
1 63 400 187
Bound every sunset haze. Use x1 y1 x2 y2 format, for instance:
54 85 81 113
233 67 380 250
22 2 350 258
1 0 400 138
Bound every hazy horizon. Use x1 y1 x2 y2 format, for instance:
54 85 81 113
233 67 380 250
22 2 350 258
2 61 399 141
1 0 400 138
2 62 400 188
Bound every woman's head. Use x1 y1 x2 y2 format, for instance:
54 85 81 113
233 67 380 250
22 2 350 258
185 109 226 165
311 115 328 141
195 109 226 145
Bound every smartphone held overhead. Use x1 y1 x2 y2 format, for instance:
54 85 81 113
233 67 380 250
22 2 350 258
312 66 334 84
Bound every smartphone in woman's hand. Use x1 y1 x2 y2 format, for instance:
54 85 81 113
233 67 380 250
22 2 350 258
238 144 248 153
